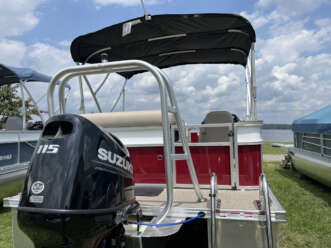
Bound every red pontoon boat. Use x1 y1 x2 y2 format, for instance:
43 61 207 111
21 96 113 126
4 13 286 248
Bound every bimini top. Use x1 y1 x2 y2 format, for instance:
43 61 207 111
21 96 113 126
71 13 256 79
292 105 331 134
0 64 52 85
0 64 70 88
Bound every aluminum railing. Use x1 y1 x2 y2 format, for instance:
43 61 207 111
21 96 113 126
210 173 217 248
295 132 331 157
260 173 273 248
47 59 205 224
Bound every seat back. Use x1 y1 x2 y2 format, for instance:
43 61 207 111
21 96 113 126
5 116 23 130
199 111 233 142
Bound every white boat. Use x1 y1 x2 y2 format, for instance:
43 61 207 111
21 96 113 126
4 13 286 248
284 105 331 187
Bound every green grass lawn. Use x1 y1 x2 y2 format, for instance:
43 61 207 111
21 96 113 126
0 207 13 248
0 179 23 248
0 179 24 206
265 163 331 247
262 142 292 155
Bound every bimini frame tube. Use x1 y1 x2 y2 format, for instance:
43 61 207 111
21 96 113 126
250 43 257 120
245 62 251 120
77 62 86 114
21 83 44 123
48 60 204 224
19 81 26 129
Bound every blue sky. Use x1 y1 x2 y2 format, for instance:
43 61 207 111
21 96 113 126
1 0 331 123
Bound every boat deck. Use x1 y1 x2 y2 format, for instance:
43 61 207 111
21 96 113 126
135 186 286 222
3 186 287 223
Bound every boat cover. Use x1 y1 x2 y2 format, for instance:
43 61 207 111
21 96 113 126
292 104 331 134
0 64 70 88
70 13 256 79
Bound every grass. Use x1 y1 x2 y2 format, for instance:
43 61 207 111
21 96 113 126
262 142 292 155
265 163 331 247
0 179 24 206
0 179 23 248
0 208 13 248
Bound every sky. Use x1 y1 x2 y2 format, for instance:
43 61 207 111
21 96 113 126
0 0 330 124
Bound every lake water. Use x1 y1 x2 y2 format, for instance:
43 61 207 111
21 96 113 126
261 129 293 142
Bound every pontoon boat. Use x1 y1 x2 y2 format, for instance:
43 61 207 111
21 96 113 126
4 13 286 248
284 104 331 187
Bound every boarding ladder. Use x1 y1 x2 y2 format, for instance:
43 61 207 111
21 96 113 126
46 59 205 224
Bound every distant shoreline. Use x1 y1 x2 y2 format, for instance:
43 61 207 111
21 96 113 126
262 124 291 130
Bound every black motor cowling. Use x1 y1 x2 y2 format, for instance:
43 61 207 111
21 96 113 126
18 114 137 248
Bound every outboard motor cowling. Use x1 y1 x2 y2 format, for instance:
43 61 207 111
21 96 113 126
18 114 137 248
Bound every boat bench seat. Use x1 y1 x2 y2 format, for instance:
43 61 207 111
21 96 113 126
199 111 234 142
81 110 175 128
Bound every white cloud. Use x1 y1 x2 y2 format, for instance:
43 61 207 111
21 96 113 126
58 40 71 47
93 0 163 7
257 0 272 8
257 0 330 16
0 39 26 66
255 17 331 65
25 43 73 74
242 4 331 123
0 0 44 38
0 38 76 116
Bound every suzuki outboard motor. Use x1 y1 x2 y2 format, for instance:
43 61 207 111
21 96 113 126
18 114 137 248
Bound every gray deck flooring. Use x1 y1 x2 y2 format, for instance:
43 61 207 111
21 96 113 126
136 188 280 211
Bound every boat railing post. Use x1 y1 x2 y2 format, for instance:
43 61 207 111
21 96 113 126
156 68 205 202
260 173 273 248
230 123 239 189
210 172 217 248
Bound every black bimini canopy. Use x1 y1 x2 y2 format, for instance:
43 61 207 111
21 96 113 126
70 13 256 79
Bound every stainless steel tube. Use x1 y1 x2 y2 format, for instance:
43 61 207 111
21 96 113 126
210 172 217 248
250 43 257 120
261 173 273 248
19 81 26 129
